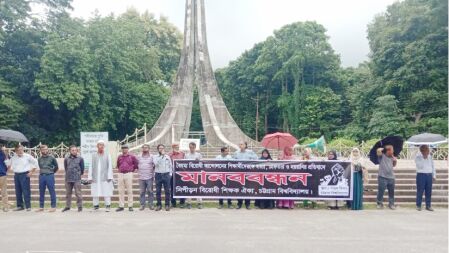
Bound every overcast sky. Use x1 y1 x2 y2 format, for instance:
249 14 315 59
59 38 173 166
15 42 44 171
69 0 398 69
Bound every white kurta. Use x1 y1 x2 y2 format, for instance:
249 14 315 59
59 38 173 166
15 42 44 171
88 154 114 197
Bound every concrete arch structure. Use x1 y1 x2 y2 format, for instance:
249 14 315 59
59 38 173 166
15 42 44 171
130 0 258 151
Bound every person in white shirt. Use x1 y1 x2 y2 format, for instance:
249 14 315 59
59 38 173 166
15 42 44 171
414 145 436 211
216 147 233 209
9 144 39 211
185 142 203 209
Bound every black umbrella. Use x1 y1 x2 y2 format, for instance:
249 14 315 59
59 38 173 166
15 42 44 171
405 133 447 146
369 136 404 165
81 179 92 186
0 129 29 142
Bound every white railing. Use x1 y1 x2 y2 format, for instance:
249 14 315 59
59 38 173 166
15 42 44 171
118 123 263 153
5 142 70 158
118 123 148 148
300 142 448 161
119 124 449 161
2 129 446 161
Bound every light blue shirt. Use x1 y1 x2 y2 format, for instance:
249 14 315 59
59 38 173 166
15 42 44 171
232 149 258 160
153 154 173 175
415 154 436 178
215 154 233 160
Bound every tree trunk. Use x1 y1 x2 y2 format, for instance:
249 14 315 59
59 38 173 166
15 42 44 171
255 92 259 141
264 89 269 134
414 112 423 124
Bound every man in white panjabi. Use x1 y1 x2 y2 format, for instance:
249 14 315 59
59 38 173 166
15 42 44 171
88 140 114 212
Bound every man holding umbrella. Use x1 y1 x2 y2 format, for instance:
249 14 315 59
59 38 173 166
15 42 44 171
414 145 436 211
405 133 445 211
376 145 397 210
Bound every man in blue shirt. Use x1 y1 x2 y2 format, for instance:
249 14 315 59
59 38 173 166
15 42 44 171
232 141 258 209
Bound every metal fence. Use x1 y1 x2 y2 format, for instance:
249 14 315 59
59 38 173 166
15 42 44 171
5 143 70 159
4 125 447 161
118 124 448 160
304 144 448 161
4 143 448 160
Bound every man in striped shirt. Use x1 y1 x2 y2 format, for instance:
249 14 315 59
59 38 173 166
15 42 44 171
137 144 155 211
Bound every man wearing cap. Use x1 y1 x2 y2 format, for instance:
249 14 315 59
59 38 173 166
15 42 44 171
168 142 185 208
116 144 138 212
88 140 114 212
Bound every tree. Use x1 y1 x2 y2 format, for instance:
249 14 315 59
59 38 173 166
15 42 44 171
343 0 448 141
367 95 409 138
0 77 25 128
1 0 447 145
295 86 342 139
341 63 379 141
217 21 343 140
367 0 448 135
33 10 181 144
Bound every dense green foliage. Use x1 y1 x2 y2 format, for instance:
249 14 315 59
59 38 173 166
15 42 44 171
0 0 447 146
0 0 181 145
217 0 447 142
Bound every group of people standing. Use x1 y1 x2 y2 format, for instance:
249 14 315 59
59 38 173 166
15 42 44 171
375 144 436 211
324 148 369 210
0 141 437 212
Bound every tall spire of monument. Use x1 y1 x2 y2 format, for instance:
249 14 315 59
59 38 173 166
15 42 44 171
130 0 258 149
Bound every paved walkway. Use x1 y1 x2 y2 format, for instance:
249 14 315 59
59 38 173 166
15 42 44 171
0 208 447 253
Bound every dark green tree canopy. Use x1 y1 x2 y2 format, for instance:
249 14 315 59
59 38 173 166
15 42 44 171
218 0 447 143
0 2 181 145
0 0 446 145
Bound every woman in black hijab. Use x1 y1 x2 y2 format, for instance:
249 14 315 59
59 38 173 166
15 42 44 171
260 149 272 160
256 149 275 209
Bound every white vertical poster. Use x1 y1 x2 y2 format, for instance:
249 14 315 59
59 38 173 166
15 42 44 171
80 132 109 169
179 138 200 151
